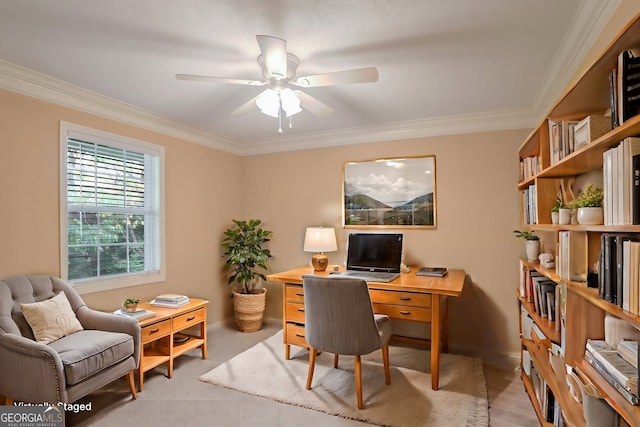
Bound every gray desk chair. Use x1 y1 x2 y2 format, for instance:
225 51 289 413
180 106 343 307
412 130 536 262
302 275 392 409
0 275 141 405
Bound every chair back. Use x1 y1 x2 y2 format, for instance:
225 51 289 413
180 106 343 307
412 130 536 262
302 275 382 355
0 276 85 339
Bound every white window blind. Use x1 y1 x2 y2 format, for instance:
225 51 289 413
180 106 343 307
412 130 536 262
60 122 165 292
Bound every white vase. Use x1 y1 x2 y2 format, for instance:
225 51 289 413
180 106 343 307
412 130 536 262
551 211 559 224
525 240 540 261
558 208 571 225
577 207 603 225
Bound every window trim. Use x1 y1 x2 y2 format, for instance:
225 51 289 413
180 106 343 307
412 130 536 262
59 121 166 294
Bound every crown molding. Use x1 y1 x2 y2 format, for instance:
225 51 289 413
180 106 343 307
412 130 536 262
0 59 239 153
239 109 536 156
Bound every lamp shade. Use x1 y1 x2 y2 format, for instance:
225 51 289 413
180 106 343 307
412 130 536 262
303 227 337 253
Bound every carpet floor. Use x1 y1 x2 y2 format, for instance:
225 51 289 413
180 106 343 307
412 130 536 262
200 330 489 427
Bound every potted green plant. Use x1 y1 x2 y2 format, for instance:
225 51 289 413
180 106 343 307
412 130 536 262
222 219 273 332
550 196 564 225
574 184 604 225
123 298 139 312
513 229 540 261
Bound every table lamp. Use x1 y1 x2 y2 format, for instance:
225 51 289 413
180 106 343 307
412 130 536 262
303 227 337 271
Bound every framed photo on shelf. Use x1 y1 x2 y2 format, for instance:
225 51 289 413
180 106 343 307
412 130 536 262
342 155 436 228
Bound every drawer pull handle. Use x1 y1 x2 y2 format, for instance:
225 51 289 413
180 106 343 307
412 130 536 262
296 293 304 297
399 311 411 315
295 333 305 338
187 316 195 321
399 297 411 301
149 328 160 334
297 308 305 312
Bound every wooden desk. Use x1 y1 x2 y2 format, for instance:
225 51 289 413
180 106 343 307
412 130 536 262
135 299 208 391
267 266 465 390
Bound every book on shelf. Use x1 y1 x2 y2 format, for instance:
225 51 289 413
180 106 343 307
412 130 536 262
416 267 447 277
585 349 639 405
113 308 156 321
603 138 640 226
586 339 638 392
617 49 640 126
617 339 638 369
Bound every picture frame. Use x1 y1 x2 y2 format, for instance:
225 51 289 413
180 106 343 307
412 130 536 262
342 155 436 228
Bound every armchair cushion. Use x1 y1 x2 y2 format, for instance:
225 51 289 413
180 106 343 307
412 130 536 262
20 291 83 344
48 330 134 386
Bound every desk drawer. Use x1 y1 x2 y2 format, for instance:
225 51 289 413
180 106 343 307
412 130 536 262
285 284 305 302
285 301 306 323
373 303 431 322
369 289 431 307
141 319 171 344
285 323 309 348
173 307 205 332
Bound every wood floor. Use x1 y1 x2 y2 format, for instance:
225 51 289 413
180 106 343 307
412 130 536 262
484 362 540 426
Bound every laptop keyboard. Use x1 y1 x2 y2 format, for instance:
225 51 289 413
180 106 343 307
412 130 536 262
340 271 400 282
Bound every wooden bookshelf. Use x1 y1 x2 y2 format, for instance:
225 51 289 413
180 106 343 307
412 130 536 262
517 13 640 426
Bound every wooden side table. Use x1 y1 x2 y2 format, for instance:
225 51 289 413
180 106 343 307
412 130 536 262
134 298 208 391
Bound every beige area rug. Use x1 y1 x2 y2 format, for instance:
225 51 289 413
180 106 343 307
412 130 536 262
200 331 488 427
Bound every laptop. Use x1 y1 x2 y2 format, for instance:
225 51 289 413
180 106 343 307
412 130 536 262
338 233 403 282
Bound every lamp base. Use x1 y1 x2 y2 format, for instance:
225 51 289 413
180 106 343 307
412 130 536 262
311 253 329 271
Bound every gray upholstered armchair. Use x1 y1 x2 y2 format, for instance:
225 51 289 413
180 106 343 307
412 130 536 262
302 275 392 409
0 275 141 405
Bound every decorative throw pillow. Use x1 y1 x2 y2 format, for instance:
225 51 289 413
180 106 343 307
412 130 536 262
20 291 83 344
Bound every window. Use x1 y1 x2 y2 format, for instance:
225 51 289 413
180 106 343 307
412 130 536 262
60 122 165 293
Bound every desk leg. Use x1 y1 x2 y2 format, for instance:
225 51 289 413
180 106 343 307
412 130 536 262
431 294 440 391
441 296 449 354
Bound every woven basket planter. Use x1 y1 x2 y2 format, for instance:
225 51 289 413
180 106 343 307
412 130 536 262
232 288 267 333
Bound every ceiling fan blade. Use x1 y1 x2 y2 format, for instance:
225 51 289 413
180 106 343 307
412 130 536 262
230 94 261 116
295 67 378 88
256 35 287 80
295 91 334 117
175 74 265 86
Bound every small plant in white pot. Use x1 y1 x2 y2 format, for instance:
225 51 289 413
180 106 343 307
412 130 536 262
513 229 540 261
222 219 273 332
574 184 604 225
550 196 564 225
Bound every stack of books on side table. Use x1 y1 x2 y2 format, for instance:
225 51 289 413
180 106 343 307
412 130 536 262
113 307 156 321
150 294 190 308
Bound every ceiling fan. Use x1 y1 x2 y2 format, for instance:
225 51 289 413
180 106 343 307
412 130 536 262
176 35 378 132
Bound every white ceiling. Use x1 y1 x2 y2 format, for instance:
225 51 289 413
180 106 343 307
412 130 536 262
0 0 620 155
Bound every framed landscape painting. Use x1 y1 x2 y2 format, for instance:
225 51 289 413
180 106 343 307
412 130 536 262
343 156 436 228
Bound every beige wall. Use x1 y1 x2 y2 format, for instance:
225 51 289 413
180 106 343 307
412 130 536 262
243 130 530 358
0 89 242 323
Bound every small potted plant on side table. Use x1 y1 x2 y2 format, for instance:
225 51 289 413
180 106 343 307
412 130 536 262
513 230 540 261
575 184 604 225
123 298 140 312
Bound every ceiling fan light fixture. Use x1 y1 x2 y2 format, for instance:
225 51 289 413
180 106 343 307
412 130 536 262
280 88 302 117
256 88 281 118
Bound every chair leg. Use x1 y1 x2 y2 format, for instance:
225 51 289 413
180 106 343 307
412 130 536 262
334 353 339 368
381 344 391 385
306 348 318 390
127 371 137 400
355 355 363 409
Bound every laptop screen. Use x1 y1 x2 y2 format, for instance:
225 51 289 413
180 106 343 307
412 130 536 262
346 233 403 273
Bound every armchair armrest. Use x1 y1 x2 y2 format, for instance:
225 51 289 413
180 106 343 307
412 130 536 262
76 306 141 367
0 332 65 403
